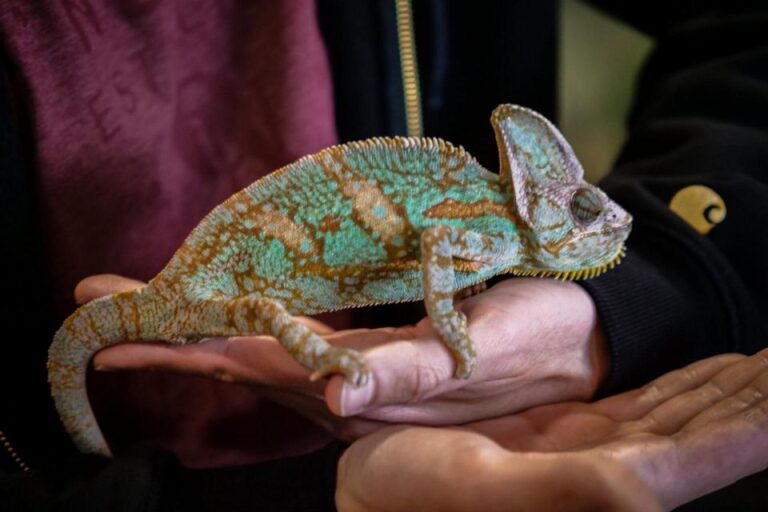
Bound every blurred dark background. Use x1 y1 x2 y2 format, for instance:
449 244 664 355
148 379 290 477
560 0 652 182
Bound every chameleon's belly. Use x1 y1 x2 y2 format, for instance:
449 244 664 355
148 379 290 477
280 259 488 314
175 256 489 315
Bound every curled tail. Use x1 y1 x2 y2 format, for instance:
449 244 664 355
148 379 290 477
47 286 166 456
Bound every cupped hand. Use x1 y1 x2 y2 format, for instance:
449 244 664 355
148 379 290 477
336 349 768 512
86 273 606 437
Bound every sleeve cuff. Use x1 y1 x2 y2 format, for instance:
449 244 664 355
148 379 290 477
578 223 733 396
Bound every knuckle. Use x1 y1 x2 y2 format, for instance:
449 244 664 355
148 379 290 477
744 401 768 426
399 363 445 401
700 379 727 402
640 382 665 404
680 365 700 384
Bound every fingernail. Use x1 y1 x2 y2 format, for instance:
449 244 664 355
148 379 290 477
340 381 375 417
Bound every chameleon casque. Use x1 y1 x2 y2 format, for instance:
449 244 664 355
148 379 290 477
49 105 632 456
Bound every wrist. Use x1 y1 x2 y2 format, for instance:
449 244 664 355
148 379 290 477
486 452 661 512
572 281 610 397
588 317 610 396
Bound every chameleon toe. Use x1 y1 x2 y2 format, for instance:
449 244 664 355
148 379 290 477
309 347 371 388
452 357 477 379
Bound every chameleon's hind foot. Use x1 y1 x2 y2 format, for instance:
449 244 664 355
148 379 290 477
216 296 371 386
309 347 371 388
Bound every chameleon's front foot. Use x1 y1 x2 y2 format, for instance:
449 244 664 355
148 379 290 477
309 347 372 388
453 352 477 380
421 226 503 381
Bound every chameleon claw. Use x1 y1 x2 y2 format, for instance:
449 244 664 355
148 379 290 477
452 355 477 380
309 347 371 388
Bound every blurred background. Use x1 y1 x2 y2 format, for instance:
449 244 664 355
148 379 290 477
559 0 652 182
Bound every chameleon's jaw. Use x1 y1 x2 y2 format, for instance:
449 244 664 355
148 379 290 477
506 245 626 281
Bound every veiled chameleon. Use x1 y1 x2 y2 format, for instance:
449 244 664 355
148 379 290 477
49 105 631 455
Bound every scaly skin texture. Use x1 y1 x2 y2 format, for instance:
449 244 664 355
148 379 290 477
48 105 632 456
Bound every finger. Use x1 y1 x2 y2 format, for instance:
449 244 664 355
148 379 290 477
624 350 766 436
93 336 327 394
93 325 406 394
75 274 147 304
682 350 768 430
322 327 410 352
597 352 745 421
326 334 459 418
626 395 768 510
341 374 594 426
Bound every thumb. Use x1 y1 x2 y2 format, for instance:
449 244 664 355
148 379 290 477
325 335 460 418
75 273 147 304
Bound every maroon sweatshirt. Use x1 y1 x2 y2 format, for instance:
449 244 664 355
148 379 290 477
2 0 349 467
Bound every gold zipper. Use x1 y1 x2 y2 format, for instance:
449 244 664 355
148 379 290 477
0 429 30 472
395 0 423 137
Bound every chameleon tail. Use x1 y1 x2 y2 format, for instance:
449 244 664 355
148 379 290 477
47 287 165 456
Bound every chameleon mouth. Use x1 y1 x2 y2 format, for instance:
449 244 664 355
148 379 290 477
507 245 627 281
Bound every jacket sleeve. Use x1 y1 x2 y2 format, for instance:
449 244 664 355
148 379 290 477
578 1 768 393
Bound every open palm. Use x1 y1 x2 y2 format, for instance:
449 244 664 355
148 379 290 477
338 349 768 511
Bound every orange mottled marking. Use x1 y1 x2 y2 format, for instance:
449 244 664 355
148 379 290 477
424 198 518 222
113 295 129 339
319 152 420 259
82 309 104 343
342 179 406 240
253 209 317 254
297 259 483 277
320 214 342 232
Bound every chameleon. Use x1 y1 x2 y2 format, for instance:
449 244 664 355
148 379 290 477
48 104 632 456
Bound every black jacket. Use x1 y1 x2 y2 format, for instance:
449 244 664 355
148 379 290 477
1 1 767 510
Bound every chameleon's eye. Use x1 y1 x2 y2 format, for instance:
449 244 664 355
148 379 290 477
570 188 603 226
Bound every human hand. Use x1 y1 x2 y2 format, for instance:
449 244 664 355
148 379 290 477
322 276 607 425
87 274 605 438
336 349 768 511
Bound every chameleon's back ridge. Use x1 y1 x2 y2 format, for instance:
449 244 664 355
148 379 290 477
48 105 632 455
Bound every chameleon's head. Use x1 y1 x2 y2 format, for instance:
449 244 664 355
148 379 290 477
518 180 632 277
491 105 632 279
